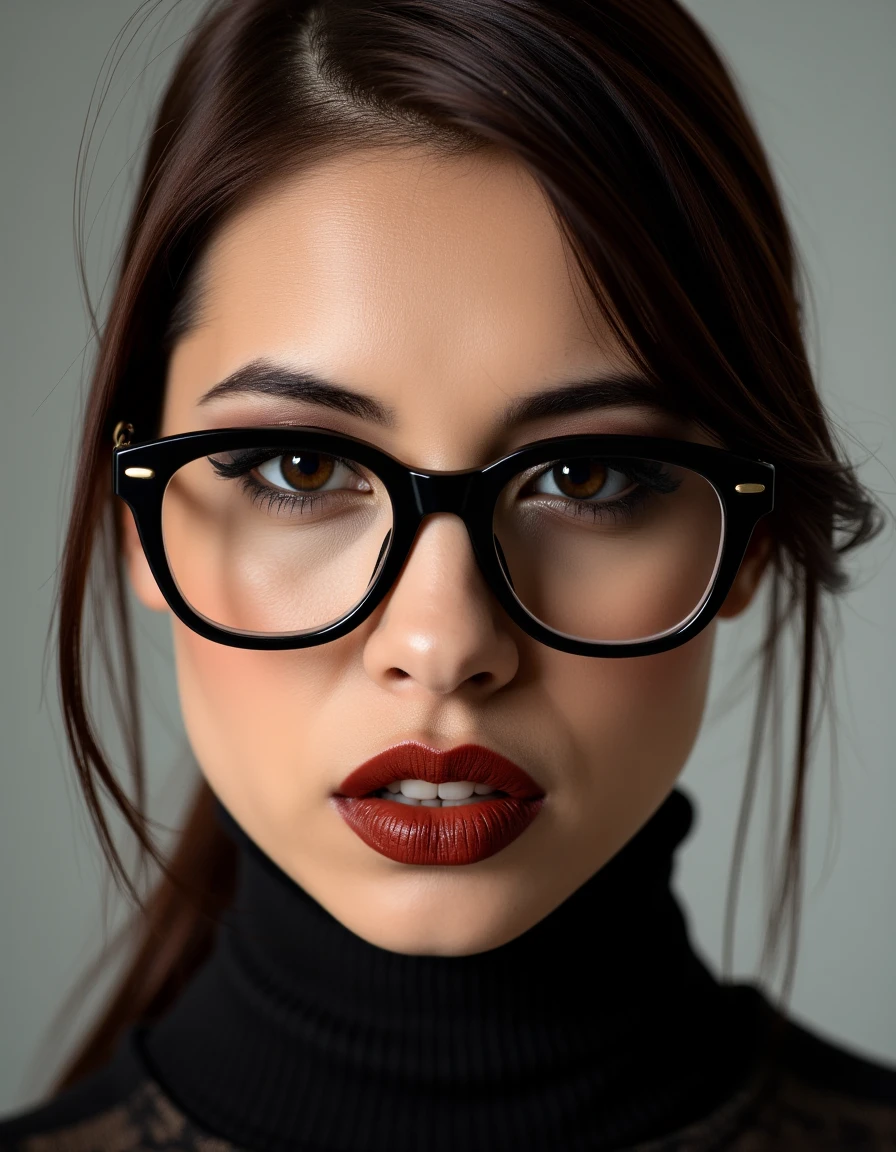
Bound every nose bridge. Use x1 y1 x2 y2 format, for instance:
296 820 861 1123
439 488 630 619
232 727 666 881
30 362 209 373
363 468 519 696
408 471 477 520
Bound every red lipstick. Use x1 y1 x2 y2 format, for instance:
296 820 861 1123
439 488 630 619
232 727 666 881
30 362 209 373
332 742 546 866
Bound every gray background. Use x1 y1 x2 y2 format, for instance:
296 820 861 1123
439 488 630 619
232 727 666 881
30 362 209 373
1 0 894 1115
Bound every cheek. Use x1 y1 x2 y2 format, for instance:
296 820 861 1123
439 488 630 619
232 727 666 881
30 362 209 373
619 625 716 762
519 624 718 906
539 620 717 780
169 622 338 819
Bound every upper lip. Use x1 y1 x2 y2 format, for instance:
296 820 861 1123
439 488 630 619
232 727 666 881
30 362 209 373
336 741 545 800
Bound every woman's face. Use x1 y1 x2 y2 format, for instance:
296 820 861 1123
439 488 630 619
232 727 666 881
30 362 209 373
124 146 768 954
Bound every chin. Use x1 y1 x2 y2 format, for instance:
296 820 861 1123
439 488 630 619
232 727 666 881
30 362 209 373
351 920 525 958
334 872 544 956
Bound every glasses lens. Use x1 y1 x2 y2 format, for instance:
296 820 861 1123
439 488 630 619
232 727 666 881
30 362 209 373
492 453 723 643
161 443 394 636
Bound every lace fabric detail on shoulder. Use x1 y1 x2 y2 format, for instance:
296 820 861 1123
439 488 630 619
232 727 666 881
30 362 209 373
627 1059 776 1151
740 1066 896 1152
629 1060 896 1152
14 1080 242 1152
9 1061 896 1151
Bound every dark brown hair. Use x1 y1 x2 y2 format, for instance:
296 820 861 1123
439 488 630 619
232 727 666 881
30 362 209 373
43 0 886 1093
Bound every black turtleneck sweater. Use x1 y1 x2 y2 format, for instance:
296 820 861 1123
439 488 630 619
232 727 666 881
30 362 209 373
142 787 769 1151
2 786 895 1152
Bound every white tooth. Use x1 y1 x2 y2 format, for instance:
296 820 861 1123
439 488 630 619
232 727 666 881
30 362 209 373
400 779 438 799
473 782 497 795
392 792 421 806
441 797 480 807
420 798 441 807
437 781 475 800
386 781 401 793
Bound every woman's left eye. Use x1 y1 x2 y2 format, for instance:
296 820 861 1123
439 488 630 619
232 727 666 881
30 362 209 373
529 459 633 502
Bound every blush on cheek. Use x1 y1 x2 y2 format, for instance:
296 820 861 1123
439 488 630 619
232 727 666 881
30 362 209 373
610 623 717 781
543 619 717 795
169 621 347 830
170 624 286 806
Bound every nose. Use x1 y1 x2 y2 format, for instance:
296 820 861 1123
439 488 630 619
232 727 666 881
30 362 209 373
362 513 520 697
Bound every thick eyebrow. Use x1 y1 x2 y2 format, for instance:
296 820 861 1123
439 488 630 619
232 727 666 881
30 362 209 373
198 360 397 424
198 357 675 428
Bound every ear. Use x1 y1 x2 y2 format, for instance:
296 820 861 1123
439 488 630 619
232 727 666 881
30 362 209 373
119 501 169 613
716 524 773 620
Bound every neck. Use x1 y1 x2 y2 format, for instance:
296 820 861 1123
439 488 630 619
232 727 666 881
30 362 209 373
139 787 769 1151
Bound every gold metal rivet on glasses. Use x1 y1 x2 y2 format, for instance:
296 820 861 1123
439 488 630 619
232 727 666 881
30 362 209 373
124 466 155 479
735 483 765 494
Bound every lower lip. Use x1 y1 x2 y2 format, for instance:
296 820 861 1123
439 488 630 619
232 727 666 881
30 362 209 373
331 793 546 865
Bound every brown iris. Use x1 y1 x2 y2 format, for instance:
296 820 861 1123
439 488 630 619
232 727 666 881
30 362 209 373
277 452 335 491
552 458 610 500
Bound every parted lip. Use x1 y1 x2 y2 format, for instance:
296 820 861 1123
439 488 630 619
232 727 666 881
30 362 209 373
335 741 545 800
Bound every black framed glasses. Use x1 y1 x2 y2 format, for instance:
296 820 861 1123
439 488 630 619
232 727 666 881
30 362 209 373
112 423 774 658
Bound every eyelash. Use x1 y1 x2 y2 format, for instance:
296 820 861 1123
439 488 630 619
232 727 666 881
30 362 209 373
208 449 682 521
209 448 366 515
522 458 681 524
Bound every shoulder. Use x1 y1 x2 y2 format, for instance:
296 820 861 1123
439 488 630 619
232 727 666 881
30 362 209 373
758 999 896 1148
775 999 896 1103
0 1029 235 1152
631 984 896 1152
706 983 896 1152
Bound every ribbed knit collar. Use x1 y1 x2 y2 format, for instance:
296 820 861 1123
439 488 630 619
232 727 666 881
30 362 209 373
138 787 770 1152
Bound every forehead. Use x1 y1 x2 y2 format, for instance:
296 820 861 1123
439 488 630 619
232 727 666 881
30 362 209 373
169 149 621 377
160 146 695 460
204 146 612 354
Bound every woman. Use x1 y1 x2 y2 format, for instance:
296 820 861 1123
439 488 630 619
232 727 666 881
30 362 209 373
1 0 894 1148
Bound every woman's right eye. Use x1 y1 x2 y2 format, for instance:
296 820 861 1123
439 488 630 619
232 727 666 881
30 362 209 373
208 448 374 497
209 448 371 495
256 451 353 493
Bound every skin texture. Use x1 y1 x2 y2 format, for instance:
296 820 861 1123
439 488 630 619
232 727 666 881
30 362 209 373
122 146 770 955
